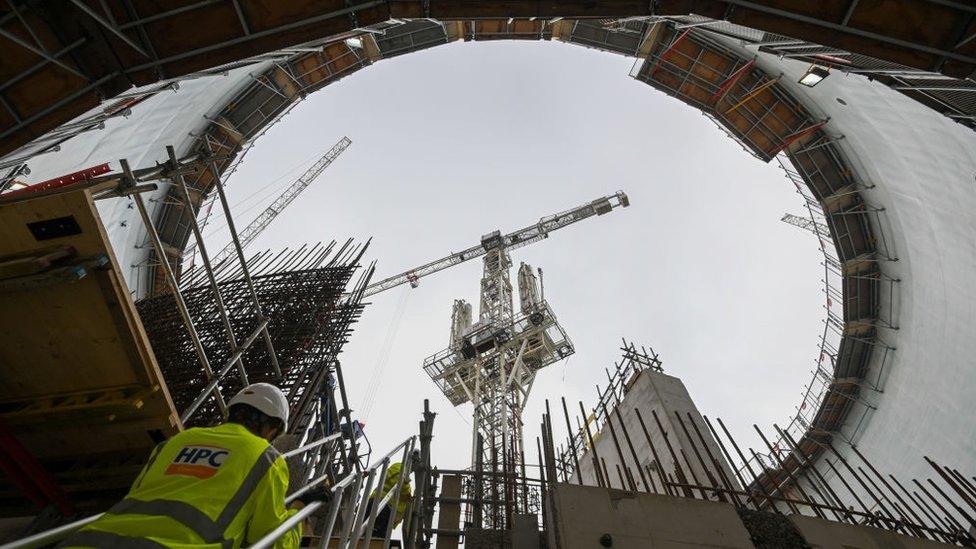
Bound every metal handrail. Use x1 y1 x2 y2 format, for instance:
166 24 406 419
0 432 344 548
283 432 342 459
250 436 417 549
1 514 103 549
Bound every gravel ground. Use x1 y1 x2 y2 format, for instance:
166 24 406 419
738 509 812 549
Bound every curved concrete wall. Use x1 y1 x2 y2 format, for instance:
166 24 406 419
768 53 976 480
7 22 975 499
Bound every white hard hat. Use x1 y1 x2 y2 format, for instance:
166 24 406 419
229 383 289 426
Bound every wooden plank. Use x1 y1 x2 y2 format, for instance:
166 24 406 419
436 475 462 549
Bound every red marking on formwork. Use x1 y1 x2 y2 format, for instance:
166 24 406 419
103 94 150 117
648 29 691 78
2 163 111 200
0 418 73 515
710 59 755 105
811 54 852 66
767 121 828 157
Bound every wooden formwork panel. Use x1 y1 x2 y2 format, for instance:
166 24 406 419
786 135 857 204
716 82 810 160
834 330 875 380
643 31 736 109
0 183 180 511
828 206 874 261
843 273 880 325
291 43 366 89
467 19 550 40
637 28 815 162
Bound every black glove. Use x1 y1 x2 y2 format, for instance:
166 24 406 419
294 485 333 505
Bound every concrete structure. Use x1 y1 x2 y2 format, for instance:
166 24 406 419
576 366 740 498
547 483 957 549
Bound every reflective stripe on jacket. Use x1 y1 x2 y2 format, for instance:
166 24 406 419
62 423 301 549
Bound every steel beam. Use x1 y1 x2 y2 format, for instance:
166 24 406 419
70 0 150 57
203 140 283 380
125 157 228 417
166 145 249 387
124 1 386 74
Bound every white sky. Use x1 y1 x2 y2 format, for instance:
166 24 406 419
206 40 825 469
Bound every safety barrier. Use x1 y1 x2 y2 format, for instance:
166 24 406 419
251 435 417 549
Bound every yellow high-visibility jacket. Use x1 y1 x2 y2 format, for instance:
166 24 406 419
63 422 301 549
370 462 412 526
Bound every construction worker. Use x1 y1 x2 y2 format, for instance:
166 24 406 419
366 460 414 538
63 383 308 548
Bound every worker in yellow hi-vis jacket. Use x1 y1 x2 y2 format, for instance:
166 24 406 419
62 383 306 548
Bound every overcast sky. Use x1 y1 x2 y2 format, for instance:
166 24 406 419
205 39 825 469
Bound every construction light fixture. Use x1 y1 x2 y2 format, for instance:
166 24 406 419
344 37 363 49
799 65 830 87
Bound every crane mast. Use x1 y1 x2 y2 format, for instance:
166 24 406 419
362 191 629 298
210 136 352 266
416 191 629 529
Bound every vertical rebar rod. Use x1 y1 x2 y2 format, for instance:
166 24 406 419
644 464 660 494
685 413 742 507
536 437 546 488
948 468 976 502
777 429 849 517
926 457 976 514
858 467 915 535
673 412 726 503
772 425 846 522
650 409 700 498
825 443 899 530
714 417 779 512
474 433 484 527
615 464 628 491
850 444 924 535
578 401 606 488
166 146 248 386
634 409 673 497
753 424 826 519
747 447 801 514
597 392 637 491
560 397 583 485
887 474 950 543
703 416 759 510
519 445 529 515
927 477 976 527
675 449 706 499
906 487 957 543
853 445 926 520
822 457 875 523
914 478 968 535
613 407 650 492
203 141 282 380
542 409 559 490
125 158 227 417
600 458 613 490
880 474 935 540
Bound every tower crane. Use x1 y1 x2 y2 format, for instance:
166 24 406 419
361 191 630 299
209 136 352 266
357 191 628 528
781 212 829 236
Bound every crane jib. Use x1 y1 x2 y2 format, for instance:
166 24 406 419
360 191 629 298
